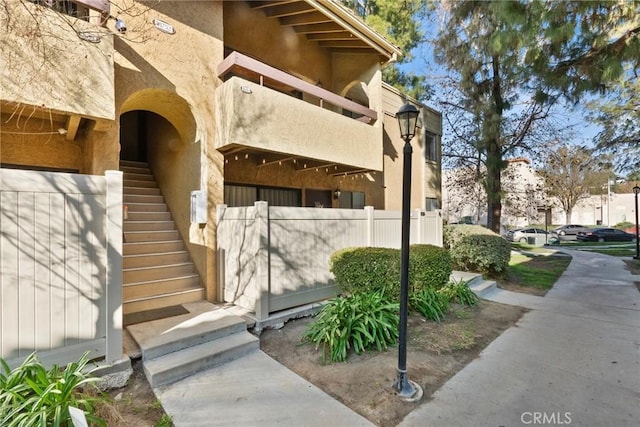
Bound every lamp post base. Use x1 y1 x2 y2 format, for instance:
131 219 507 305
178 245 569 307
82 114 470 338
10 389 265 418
394 369 423 402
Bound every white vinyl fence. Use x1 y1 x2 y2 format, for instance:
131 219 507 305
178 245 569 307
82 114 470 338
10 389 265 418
0 169 122 368
217 202 443 320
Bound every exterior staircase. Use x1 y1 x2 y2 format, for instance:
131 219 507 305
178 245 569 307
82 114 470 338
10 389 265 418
120 160 205 320
450 271 498 298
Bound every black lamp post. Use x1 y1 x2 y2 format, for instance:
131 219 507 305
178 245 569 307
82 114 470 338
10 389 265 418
394 102 422 401
633 185 639 260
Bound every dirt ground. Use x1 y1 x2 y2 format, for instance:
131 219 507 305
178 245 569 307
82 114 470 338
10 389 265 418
260 300 525 427
95 359 170 426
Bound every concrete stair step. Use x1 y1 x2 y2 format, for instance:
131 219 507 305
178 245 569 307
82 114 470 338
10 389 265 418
123 179 158 188
123 263 195 283
125 202 167 213
123 186 161 196
124 221 175 232
124 230 179 243
123 275 201 300
120 165 151 175
123 288 205 315
469 280 498 298
124 251 190 268
125 211 171 221
124 240 184 255
124 194 165 204
450 271 484 287
120 160 149 169
142 332 259 386
128 307 249 361
123 172 154 182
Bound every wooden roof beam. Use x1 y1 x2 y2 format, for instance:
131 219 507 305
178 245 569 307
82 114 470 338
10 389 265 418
293 23 345 34
264 2 315 18
279 12 331 26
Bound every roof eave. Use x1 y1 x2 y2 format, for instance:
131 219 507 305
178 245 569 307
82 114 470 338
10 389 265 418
306 0 401 63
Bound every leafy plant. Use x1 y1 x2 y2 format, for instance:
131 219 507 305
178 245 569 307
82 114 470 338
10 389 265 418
330 245 452 299
329 247 400 297
302 291 399 363
444 224 497 249
439 280 479 306
408 244 452 291
449 234 511 277
410 287 450 322
156 413 174 427
0 352 106 427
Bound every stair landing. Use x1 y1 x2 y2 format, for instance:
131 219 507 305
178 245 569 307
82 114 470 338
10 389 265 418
126 301 259 387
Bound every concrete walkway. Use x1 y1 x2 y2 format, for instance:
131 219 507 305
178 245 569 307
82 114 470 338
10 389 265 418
154 347 375 427
399 250 640 427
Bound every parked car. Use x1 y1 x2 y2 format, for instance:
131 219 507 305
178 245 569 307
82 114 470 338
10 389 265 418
551 224 592 240
507 228 548 243
624 225 639 237
576 228 637 242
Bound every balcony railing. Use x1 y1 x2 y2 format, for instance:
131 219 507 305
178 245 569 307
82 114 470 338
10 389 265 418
217 51 377 124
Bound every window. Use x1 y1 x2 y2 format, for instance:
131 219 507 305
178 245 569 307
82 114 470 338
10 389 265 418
338 191 365 209
425 132 438 162
224 184 301 207
30 1 100 22
425 197 438 211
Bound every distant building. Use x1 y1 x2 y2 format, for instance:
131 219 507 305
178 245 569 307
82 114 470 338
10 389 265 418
442 158 638 229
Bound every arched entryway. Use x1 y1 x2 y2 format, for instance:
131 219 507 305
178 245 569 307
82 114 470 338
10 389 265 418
118 90 207 323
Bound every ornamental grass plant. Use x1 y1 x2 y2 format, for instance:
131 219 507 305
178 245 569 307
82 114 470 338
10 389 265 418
0 352 106 427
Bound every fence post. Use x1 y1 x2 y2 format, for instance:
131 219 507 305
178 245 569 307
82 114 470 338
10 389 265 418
414 209 425 244
365 206 375 247
254 201 270 321
436 210 443 247
216 204 228 305
105 171 123 364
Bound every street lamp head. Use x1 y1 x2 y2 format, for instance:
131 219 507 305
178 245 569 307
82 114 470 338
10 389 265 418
633 185 640 195
396 102 420 141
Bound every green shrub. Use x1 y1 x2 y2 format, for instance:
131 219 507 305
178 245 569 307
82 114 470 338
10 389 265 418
410 287 450 322
450 234 511 277
444 224 497 249
0 352 106 427
330 245 452 299
302 291 399 363
439 280 479 306
409 244 452 291
330 247 400 297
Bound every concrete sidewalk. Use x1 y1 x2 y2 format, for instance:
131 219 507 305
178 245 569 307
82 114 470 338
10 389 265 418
399 250 640 427
154 349 375 427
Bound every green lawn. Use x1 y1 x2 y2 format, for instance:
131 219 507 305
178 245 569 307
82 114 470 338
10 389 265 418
507 253 572 291
581 248 637 257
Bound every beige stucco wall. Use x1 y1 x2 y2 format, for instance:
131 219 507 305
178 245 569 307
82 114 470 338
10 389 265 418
0 1 115 121
381 85 442 211
0 113 83 172
216 78 383 170
110 0 226 299
224 1 333 89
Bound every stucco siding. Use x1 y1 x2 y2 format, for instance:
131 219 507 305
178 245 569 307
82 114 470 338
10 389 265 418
0 1 115 121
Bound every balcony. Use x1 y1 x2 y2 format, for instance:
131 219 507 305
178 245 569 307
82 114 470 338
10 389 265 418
1 1 115 125
215 52 383 173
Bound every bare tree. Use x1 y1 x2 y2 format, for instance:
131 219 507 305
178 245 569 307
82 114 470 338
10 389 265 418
537 145 611 224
